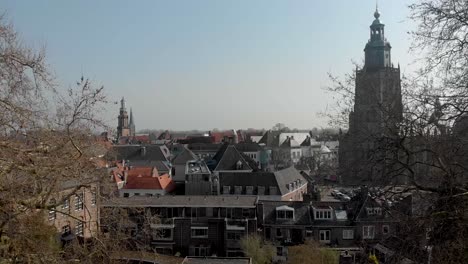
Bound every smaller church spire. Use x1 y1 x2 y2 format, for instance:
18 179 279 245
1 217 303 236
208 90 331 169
129 108 134 125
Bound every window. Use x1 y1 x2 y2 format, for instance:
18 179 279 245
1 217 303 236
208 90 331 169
123 193 129 197
91 188 97 206
306 230 313 238
49 207 56 221
265 227 271 240
62 225 71 235
276 247 283 256
234 186 242 194
154 228 173 240
75 193 83 211
363 225 375 239
227 232 242 240
319 230 331 243
191 227 208 238
62 198 69 210
223 186 231 194
257 186 265 195
276 210 294 220
75 220 84 236
343 229 354 239
315 209 332 220
49 198 56 221
366 207 382 216
382 225 390 235
246 186 253 195
276 228 282 237
269 186 278 195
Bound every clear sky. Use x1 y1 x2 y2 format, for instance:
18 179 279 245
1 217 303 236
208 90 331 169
2 0 415 131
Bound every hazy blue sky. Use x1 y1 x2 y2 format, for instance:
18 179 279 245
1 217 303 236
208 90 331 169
3 0 415 131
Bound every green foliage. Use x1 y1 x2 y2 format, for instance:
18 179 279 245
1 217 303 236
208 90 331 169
288 241 339 264
240 234 275 264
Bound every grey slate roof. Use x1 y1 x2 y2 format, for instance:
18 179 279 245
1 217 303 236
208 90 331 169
219 167 306 196
235 142 262 152
124 160 171 173
102 195 258 208
280 137 300 148
213 145 252 171
261 201 312 225
274 166 307 195
219 172 279 195
107 145 169 162
172 147 198 165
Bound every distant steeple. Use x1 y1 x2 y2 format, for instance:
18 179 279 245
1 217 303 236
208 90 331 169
129 108 136 137
129 108 134 125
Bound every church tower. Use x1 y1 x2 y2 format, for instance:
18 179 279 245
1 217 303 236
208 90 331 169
339 7 403 185
117 97 130 138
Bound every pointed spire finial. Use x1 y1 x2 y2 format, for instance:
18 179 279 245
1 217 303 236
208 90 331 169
121 97 126 109
374 0 380 19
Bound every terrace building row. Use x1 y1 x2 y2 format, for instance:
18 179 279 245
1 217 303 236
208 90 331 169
100 188 409 261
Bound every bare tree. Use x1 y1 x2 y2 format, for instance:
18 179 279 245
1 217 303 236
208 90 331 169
0 15 113 262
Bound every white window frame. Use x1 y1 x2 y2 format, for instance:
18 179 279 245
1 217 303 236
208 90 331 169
75 193 84 211
75 220 84 236
315 209 332 220
62 198 69 210
49 207 56 221
319 230 331 243
91 189 97 206
363 225 375 239
191 227 208 238
343 229 354 239
276 210 294 220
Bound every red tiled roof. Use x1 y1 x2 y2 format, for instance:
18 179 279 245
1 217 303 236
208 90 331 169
111 164 175 192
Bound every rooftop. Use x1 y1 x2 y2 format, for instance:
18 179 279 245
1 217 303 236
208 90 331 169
102 195 258 208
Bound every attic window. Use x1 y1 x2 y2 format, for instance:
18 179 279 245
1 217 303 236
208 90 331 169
246 186 253 195
223 186 231 195
276 206 294 220
314 208 332 220
234 186 243 195
257 186 265 195
269 186 278 195
366 207 382 216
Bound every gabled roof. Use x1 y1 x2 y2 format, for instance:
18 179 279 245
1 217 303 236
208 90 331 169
235 142 262 152
278 133 310 146
274 167 307 195
103 195 258 208
219 172 279 194
172 147 198 165
219 167 306 196
261 201 312 225
213 145 252 171
280 137 300 148
107 145 169 162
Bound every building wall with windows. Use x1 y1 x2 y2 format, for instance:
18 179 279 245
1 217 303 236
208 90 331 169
47 182 99 241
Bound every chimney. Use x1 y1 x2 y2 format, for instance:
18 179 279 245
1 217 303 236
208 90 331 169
123 170 128 184
141 146 146 157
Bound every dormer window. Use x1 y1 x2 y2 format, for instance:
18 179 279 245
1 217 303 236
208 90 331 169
313 207 333 220
366 207 382 216
257 186 265 195
276 205 294 220
246 186 253 195
223 186 231 194
234 186 242 194
269 186 278 195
